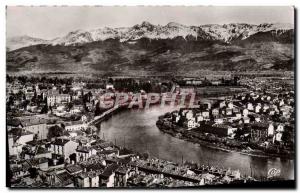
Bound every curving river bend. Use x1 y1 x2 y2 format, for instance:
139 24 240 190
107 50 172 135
96 105 294 180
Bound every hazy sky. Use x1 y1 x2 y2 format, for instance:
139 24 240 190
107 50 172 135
7 6 294 39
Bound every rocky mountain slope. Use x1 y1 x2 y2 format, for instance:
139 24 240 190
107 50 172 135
6 22 294 74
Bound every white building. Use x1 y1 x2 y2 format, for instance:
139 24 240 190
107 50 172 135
267 123 275 136
243 109 249 117
202 111 210 118
276 124 285 132
275 132 283 142
20 118 48 140
214 118 224 124
247 103 254 111
185 110 194 120
76 146 97 162
186 119 197 130
47 94 71 107
106 83 114 90
243 117 250 124
227 102 234 109
65 121 87 132
212 108 219 117
196 115 204 122
255 104 261 113
219 101 226 108
51 139 78 159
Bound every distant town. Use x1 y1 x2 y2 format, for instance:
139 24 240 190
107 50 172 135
6 72 294 187
157 78 294 158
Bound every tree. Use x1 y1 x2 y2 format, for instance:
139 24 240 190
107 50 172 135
40 105 48 114
47 125 65 140
31 91 37 103
69 153 77 164
28 167 38 178
94 102 101 116
83 91 92 103
67 102 74 111
234 128 244 140
108 77 114 84
84 127 92 135
142 152 150 159
281 130 292 146
49 105 53 113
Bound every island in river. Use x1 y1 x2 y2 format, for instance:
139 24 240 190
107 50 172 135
156 114 294 160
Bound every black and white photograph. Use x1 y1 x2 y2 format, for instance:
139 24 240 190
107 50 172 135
5 5 295 188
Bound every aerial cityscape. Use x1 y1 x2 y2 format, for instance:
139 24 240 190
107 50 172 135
6 6 295 188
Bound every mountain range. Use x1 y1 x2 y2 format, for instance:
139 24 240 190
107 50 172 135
7 22 294 74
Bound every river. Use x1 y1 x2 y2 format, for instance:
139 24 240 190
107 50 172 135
96 105 294 180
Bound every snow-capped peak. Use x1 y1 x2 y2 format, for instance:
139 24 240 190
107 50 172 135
7 22 294 50
201 22 293 42
52 29 93 45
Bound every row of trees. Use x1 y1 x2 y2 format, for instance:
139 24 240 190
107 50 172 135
47 124 93 140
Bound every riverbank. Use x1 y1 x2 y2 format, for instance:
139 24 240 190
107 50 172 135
156 119 294 160
96 104 294 180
